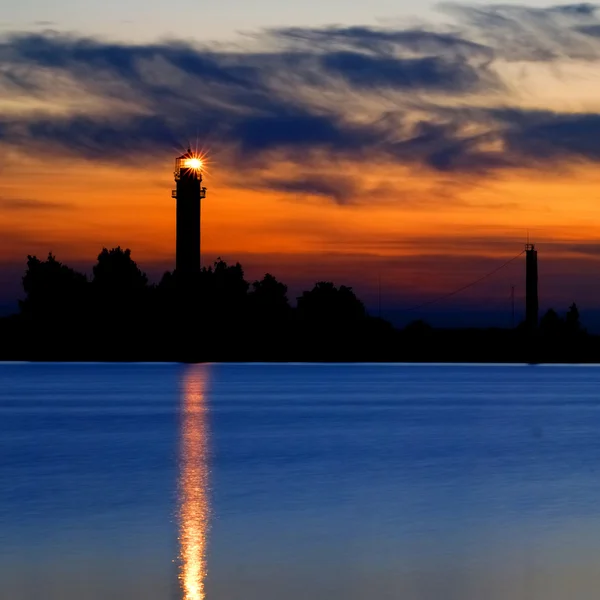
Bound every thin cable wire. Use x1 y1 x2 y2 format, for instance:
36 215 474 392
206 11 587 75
403 250 525 313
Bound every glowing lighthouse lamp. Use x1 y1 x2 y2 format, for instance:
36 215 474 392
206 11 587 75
172 149 207 279
185 157 203 171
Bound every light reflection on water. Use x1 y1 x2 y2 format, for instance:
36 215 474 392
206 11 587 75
178 366 210 600
6 364 600 599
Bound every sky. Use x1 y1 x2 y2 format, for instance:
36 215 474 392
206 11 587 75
0 0 556 43
3 2 600 325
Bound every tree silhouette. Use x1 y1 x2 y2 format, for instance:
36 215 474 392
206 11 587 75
93 247 148 291
249 273 290 316
200 258 249 314
404 319 433 337
91 247 149 335
191 258 251 358
540 308 563 335
6 243 595 362
246 273 291 356
297 281 365 325
20 252 88 320
566 302 581 333
211 258 248 297
158 270 176 290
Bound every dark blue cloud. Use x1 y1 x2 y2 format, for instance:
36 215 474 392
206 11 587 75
235 113 377 153
276 25 493 58
495 109 600 162
578 24 600 36
6 34 251 85
321 52 480 91
0 114 180 157
0 3 600 185
550 3 597 16
261 175 360 204
380 120 509 172
0 110 379 166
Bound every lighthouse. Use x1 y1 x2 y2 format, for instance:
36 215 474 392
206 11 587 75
172 149 207 279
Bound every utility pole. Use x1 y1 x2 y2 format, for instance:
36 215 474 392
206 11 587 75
378 274 382 319
511 285 515 329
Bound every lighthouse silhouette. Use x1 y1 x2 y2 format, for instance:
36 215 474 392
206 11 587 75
172 149 207 280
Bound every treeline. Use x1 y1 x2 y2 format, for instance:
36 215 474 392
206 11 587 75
0 247 394 361
0 246 598 362
400 305 594 363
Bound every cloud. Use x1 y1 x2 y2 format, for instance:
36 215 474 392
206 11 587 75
320 52 484 91
273 25 492 59
261 175 360 204
494 109 600 163
578 24 600 37
1 3 600 198
443 2 600 61
562 241 600 257
0 197 74 210
382 119 510 172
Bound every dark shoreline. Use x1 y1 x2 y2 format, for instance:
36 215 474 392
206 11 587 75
2 323 599 363
5 250 589 364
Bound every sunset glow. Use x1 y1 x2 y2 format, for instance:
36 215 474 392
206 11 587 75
3 4 600 315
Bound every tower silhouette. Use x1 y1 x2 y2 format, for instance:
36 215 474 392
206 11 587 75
172 149 207 279
525 243 538 329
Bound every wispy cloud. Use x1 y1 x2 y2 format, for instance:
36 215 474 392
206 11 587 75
0 197 74 210
1 4 600 205
261 175 361 205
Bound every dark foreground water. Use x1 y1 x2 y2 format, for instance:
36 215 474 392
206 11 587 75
2 363 600 600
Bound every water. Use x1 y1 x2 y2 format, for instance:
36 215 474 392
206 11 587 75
2 363 600 600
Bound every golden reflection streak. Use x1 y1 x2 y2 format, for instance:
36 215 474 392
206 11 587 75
179 366 210 600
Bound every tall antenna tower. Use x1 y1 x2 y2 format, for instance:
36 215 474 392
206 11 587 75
525 242 538 330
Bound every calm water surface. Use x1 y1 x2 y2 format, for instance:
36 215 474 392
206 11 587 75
2 363 600 600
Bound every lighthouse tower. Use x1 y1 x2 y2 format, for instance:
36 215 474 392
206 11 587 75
172 149 207 279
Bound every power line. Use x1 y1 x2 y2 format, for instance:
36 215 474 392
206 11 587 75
402 250 526 313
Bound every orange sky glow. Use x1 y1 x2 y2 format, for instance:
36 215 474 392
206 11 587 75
2 146 600 312
3 5 600 318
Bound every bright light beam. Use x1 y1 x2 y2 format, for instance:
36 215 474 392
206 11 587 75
185 157 203 170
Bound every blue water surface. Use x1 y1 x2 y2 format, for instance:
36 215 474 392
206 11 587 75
1 363 600 600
